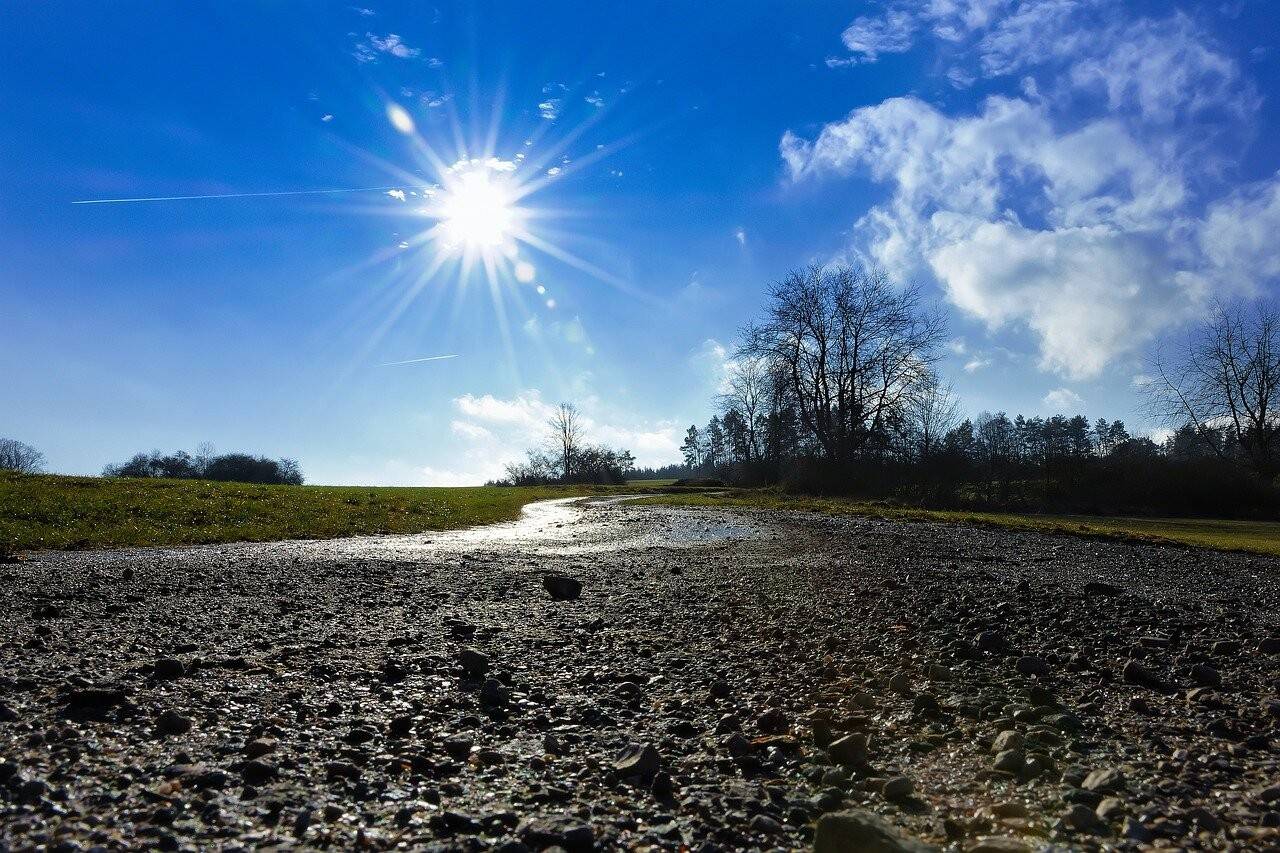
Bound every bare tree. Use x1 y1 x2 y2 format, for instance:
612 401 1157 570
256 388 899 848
0 438 45 474
1148 300 1280 478
905 373 960 462
547 402 585 480
717 355 768 462
742 264 945 463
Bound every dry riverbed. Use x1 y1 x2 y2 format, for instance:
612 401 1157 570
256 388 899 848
1 498 1278 851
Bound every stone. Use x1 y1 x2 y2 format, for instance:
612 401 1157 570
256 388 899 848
828 733 868 767
1065 804 1103 834
888 671 913 694
967 839 1030 853
1096 797 1126 820
241 759 277 785
1189 663 1221 687
991 731 1023 753
882 776 913 801
64 687 127 710
153 658 185 680
992 749 1024 774
542 575 582 601
244 738 276 759
613 743 660 778
749 814 782 834
443 735 473 760
1082 767 1125 794
1259 637 1280 655
156 710 192 736
479 679 509 706
990 802 1029 819
1016 656 1049 677
977 632 1006 653
458 648 490 677
813 809 937 852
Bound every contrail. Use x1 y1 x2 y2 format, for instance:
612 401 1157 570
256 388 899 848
71 185 408 205
378 354 460 366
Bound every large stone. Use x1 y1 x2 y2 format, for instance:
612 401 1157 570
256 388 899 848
1015 656 1049 678
614 742 660 778
814 809 937 853
828 733 868 767
1082 767 1126 794
542 574 582 600
458 648 490 677
153 658 185 680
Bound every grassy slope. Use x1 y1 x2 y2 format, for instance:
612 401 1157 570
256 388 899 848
637 490 1280 558
0 472 628 553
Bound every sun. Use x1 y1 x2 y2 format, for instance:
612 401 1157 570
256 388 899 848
436 164 518 251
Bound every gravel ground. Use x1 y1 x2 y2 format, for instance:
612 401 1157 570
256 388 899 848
1 497 1278 852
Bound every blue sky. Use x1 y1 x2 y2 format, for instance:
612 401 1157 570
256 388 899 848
3 1 1278 484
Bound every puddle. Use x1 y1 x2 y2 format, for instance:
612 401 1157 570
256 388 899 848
308 496 761 558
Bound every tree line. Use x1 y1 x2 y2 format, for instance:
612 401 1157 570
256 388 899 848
682 264 1279 517
103 446 304 485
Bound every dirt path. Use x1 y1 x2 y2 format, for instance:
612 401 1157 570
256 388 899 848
1 499 1278 851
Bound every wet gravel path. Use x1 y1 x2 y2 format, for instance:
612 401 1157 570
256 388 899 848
1 499 1278 851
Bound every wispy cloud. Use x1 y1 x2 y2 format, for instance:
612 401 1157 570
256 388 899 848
354 32 425 63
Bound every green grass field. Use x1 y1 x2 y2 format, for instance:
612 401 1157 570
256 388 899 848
0 472 631 553
636 490 1280 558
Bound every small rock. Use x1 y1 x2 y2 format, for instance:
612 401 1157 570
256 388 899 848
1015 656 1049 677
882 776 913 801
443 735 473 760
244 738 276 759
614 743 660 778
156 710 192 736
813 809 937 853
1065 804 1104 834
241 760 277 785
479 679 509 706
828 733 868 767
749 814 782 834
977 631 1006 653
458 648 490 677
1082 767 1125 794
993 749 1024 774
153 658 185 680
1189 663 1221 687
967 839 1030 853
542 575 582 601
1096 797 1126 820
991 731 1024 753
64 687 127 710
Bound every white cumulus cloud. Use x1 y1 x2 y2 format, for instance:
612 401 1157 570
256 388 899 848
785 3 1275 380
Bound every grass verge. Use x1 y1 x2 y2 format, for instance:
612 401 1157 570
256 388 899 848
0 472 634 553
635 490 1280 558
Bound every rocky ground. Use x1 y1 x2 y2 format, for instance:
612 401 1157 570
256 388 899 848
1 497 1278 852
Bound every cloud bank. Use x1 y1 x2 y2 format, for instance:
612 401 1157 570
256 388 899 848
791 1 1277 380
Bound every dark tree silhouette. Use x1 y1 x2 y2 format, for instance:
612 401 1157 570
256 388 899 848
0 438 44 474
